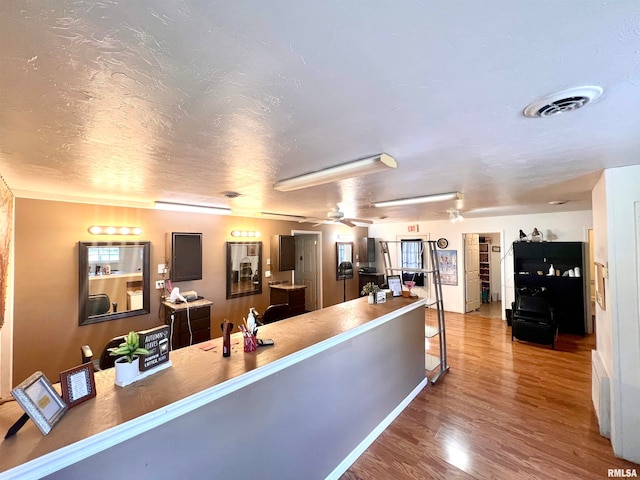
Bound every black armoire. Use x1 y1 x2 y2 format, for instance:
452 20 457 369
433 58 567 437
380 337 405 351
513 241 588 335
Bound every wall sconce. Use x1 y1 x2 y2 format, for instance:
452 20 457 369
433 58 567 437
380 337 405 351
88 226 142 235
231 230 260 238
448 210 464 223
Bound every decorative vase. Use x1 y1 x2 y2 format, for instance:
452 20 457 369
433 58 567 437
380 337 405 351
368 293 375 304
115 356 139 386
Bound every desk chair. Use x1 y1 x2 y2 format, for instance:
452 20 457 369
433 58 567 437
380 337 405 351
260 304 290 324
87 294 111 316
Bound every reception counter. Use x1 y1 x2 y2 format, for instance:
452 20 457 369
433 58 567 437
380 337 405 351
0 296 427 479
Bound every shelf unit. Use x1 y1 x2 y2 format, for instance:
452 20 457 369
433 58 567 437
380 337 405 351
479 238 490 303
513 241 589 335
380 239 448 384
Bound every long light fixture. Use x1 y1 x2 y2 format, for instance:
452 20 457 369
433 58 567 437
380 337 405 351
372 191 462 208
231 230 260 238
88 226 142 235
273 153 397 192
154 201 232 215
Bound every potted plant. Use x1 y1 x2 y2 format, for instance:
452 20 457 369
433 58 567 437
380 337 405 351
108 331 150 386
361 282 381 304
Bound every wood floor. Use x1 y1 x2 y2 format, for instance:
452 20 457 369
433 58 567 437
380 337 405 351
342 304 638 479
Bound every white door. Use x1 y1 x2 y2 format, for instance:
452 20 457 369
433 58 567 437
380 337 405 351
465 233 481 312
294 234 318 312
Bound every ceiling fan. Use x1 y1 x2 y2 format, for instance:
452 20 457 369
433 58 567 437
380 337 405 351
303 206 373 228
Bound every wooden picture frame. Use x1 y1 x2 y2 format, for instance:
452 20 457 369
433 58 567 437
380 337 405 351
60 363 97 408
11 371 68 435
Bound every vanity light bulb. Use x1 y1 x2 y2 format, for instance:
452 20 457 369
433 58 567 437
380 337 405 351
119 227 130 235
132 227 142 235
88 226 103 235
106 227 117 235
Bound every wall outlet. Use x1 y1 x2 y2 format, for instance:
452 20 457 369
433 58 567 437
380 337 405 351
155 280 165 290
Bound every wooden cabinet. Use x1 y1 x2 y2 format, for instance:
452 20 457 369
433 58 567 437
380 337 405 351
270 285 306 317
513 241 587 335
163 299 212 349
358 272 385 295
359 237 376 263
271 235 296 271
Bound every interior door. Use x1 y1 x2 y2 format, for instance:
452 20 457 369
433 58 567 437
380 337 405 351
465 233 481 312
294 234 318 312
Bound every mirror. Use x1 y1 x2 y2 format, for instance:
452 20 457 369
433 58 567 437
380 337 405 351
336 242 354 280
78 241 150 326
226 241 263 299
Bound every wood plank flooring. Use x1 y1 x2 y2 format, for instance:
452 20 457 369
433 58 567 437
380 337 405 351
342 305 638 479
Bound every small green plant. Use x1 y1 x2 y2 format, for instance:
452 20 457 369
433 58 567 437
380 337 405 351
361 282 381 296
108 331 150 363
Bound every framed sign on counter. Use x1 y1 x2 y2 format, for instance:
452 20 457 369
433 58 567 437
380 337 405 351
60 363 97 408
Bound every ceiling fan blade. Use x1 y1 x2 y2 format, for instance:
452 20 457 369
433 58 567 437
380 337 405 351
340 219 356 227
349 217 374 224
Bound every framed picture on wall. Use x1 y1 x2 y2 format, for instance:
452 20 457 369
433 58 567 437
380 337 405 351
436 250 458 286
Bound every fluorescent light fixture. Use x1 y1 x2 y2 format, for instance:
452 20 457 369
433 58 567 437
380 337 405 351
273 153 397 192
372 191 462 208
154 201 231 215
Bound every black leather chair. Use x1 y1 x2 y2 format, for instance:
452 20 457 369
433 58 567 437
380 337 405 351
511 295 558 349
260 304 290 324
87 294 111 316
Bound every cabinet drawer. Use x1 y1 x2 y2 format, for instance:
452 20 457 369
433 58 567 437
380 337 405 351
179 315 210 332
179 328 210 346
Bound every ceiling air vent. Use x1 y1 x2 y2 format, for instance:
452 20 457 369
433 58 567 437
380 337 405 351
523 86 603 118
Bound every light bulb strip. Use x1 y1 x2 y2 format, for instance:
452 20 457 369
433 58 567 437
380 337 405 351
88 226 142 235
230 230 261 238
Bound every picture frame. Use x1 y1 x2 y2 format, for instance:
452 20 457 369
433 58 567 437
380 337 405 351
11 371 68 435
59 363 97 408
492 246 500 252
387 275 403 297
246 244 258 257
436 250 458 286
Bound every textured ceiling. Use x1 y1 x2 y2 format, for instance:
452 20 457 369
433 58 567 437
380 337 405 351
1 1 639 224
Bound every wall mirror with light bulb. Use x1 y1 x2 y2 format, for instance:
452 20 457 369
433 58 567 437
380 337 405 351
78 241 150 326
226 241 263 299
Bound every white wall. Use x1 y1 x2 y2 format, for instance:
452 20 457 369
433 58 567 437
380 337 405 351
600 165 640 462
369 210 592 316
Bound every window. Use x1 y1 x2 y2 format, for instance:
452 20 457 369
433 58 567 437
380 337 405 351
401 239 425 286
88 247 120 263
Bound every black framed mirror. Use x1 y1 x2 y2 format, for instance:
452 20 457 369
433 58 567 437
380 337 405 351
336 242 354 280
78 241 150 325
226 241 263 299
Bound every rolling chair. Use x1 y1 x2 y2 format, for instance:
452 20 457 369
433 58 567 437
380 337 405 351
260 304 290 324
87 294 111 316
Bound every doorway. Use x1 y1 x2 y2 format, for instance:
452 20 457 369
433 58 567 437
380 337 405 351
292 230 322 311
464 231 503 315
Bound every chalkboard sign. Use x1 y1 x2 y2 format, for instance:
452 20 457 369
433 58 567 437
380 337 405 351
138 326 170 372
